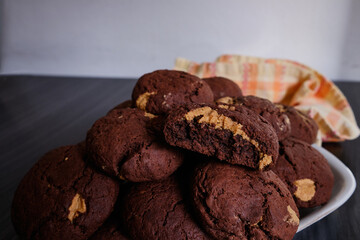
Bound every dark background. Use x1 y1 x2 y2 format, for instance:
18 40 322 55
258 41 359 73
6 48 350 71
1 75 359 239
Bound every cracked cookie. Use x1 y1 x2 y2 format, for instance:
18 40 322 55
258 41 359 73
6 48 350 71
122 176 209 240
192 162 299 240
202 76 243 100
86 108 183 182
11 144 119 240
90 216 129 240
163 103 279 170
132 69 214 115
217 95 291 141
272 138 334 208
276 104 318 144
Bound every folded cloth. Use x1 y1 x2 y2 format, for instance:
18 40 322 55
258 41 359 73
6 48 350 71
174 55 360 142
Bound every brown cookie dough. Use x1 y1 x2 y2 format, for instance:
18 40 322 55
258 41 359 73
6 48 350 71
86 108 183 182
272 138 334 208
277 104 318 144
122 177 209 240
11 144 119 240
217 95 291 141
193 162 299 240
163 103 279 170
203 76 243 100
132 70 214 115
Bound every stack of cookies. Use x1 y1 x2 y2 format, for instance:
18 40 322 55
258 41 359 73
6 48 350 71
12 70 334 240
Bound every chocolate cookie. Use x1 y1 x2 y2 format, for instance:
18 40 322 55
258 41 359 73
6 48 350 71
132 70 214 115
193 162 299 240
277 104 318 144
217 95 291 141
163 103 279 170
11 144 119 240
90 217 129 240
86 108 183 182
107 100 134 115
202 76 243 100
122 177 209 240
272 138 334 208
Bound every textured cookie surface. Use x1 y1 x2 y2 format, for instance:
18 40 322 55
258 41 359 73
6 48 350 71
272 138 334 208
122 177 209 240
217 95 291 141
277 104 318 144
164 103 279 170
193 162 299 240
90 217 129 240
86 108 183 182
132 69 214 115
203 76 243 100
107 100 134 115
11 144 119 240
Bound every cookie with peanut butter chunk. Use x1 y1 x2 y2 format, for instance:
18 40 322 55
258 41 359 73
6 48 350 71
11 144 119 240
202 76 243 100
276 104 318 144
192 162 299 240
217 95 291 141
132 70 214 115
86 107 183 182
272 138 334 208
163 103 279 170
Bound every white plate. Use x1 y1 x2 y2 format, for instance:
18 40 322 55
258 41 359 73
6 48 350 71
297 145 356 232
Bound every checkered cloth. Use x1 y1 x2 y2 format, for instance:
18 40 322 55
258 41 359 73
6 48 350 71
174 55 360 142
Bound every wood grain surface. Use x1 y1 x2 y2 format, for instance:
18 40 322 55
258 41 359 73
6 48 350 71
0 75 359 240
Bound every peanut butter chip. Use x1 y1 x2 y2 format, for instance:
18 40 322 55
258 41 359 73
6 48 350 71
258 154 272 170
284 205 299 226
218 104 236 111
218 104 229 109
284 115 290 125
275 104 286 113
136 92 156 110
216 96 235 105
68 193 86 223
184 107 272 166
294 178 316 201
144 112 157 119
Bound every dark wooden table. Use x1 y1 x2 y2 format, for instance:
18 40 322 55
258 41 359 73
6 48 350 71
1 75 359 240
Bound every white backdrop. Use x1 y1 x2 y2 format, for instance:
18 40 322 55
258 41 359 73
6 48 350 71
1 0 359 80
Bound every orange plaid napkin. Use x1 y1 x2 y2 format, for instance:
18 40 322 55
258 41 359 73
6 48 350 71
174 55 360 142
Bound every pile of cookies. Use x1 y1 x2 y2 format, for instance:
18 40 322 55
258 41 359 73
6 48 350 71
12 70 334 240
